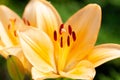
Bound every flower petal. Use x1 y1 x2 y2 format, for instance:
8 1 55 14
0 21 13 47
60 60 95 79
0 46 22 59
32 67 59 80
0 34 4 47
0 45 3 50
0 46 32 72
0 5 24 46
23 0 62 39
87 43 120 67
19 28 56 73
64 4 101 70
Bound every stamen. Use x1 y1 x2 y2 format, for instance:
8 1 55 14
59 24 64 35
60 37 63 48
54 30 57 41
27 20 30 26
13 18 16 23
67 36 70 46
8 24 11 30
72 31 76 41
22 18 30 26
22 18 26 24
14 30 17 37
68 25 72 35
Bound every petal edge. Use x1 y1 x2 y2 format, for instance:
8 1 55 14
88 43 120 67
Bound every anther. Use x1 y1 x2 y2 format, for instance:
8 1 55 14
23 18 30 26
67 36 70 46
22 18 26 24
8 24 11 30
60 37 63 48
54 30 57 41
68 25 72 35
14 30 17 37
59 24 64 35
27 20 30 26
13 18 16 23
72 31 76 41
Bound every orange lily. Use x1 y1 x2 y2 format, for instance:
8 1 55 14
0 5 31 72
18 0 120 80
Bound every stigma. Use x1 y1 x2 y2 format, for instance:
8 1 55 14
54 24 76 48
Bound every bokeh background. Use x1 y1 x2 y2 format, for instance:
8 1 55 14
0 0 120 80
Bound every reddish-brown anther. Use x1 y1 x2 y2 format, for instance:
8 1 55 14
54 30 57 41
60 37 63 48
68 25 72 35
67 36 70 46
14 30 17 37
72 31 76 41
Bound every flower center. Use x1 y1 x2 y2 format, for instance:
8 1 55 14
54 24 76 48
7 18 17 37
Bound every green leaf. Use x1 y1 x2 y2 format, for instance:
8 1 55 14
7 55 25 80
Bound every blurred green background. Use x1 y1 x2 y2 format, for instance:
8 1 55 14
0 0 120 80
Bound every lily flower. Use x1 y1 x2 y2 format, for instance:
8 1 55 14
0 6 24 47
18 0 120 80
0 5 31 72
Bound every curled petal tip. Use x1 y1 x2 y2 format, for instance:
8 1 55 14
88 43 120 67
86 4 102 15
87 4 101 9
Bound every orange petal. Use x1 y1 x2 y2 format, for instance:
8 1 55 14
60 60 95 79
0 46 22 59
64 4 101 70
23 0 62 39
0 35 4 46
0 45 3 50
32 67 59 80
0 5 24 46
0 22 13 47
87 43 120 67
19 28 56 73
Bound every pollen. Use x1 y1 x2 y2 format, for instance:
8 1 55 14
53 24 77 48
